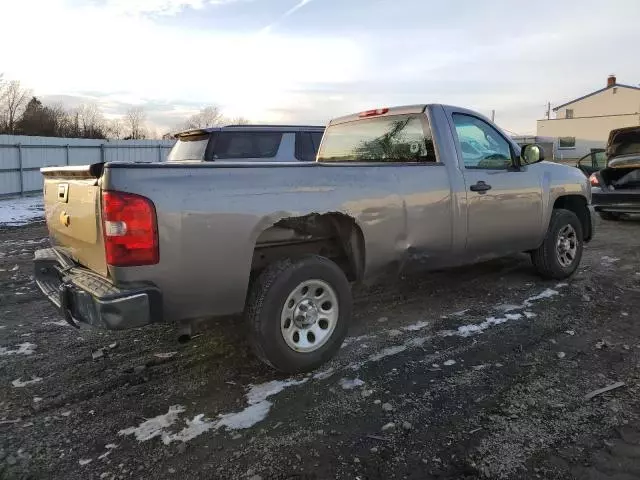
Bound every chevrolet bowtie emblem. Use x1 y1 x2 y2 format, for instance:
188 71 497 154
60 211 71 227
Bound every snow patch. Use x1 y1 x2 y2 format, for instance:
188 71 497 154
78 459 92 466
0 342 36 356
163 413 218 443
339 378 365 390
472 364 490 371
402 320 429 331
494 303 522 312
312 368 335 380
44 320 70 327
405 336 428 347
118 405 186 442
444 314 522 338
367 345 407 363
12 376 42 387
443 360 456 366
154 352 177 359
341 334 374 348
495 287 562 313
98 444 118 460
161 378 308 443
524 288 559 305
601 256 620 265
0 196 44 226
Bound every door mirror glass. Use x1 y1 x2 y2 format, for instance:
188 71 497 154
521 144 545 165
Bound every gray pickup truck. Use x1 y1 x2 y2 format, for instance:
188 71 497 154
35 104 595 373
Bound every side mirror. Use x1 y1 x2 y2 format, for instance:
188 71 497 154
521 144 545 165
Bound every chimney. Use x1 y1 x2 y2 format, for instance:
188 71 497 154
607 74 616 88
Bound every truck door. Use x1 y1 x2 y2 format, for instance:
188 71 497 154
450 112 543 255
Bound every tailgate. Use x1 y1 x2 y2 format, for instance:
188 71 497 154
41 164 108 276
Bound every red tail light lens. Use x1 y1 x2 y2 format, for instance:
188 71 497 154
102 191 159 267
589 173 599 186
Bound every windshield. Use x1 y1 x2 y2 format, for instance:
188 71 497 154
317 114 436 163
167 134 210 161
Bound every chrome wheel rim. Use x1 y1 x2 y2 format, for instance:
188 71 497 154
556 224 578 267
280 279 339 353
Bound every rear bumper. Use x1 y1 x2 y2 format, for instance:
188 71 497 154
592 191 640 213
34 248 162 330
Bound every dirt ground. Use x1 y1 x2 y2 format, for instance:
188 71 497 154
1 217 640 480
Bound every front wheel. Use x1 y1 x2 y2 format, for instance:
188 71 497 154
531 209 584 279
245 255 352 373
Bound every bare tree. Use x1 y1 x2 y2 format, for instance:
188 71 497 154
146 126 159 140
75 103 106 138
0 80 30 134
48 103 72 136
125 106 146 140
105 118 125 139
184 106 224 129
228 116 251 125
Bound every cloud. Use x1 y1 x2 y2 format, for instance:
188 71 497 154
99 0 252 16
259 0 315 34
2 0 640 136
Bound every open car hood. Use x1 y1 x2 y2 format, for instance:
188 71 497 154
607 126 640 168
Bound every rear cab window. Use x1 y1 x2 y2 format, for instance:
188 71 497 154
167 133 210 161
317 114 437 163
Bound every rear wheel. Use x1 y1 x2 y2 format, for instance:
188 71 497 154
599 211 623 221
531 209 583 279
246 255 352 373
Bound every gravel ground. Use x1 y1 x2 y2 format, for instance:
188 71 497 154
1 217 640 480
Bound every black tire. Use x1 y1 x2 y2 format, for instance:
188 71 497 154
531 208 584 280
599 211 622 221
245 255 352 373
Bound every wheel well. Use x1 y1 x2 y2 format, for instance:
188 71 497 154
553 195 591 240
252 213 365 281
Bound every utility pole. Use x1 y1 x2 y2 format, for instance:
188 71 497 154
491 110 495 122
546 102 551 120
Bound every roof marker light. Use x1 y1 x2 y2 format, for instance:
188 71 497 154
359 108 389 118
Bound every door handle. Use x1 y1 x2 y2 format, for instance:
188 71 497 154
470 181 492 193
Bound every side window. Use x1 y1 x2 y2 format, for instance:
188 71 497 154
452 114 513 170
311 132 324 154
593 151 606 168
213 132 282 159
295 133 315 161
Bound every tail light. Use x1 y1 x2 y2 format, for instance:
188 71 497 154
102 191 159 267
589 173 599 187
359 108 389 117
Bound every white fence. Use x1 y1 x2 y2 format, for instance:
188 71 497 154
0 135 175 196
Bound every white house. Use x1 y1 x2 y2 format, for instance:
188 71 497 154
536 75 640 160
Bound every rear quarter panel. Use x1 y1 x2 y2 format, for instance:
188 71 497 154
102 161 454 322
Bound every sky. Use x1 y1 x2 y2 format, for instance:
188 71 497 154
1 0 639 135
